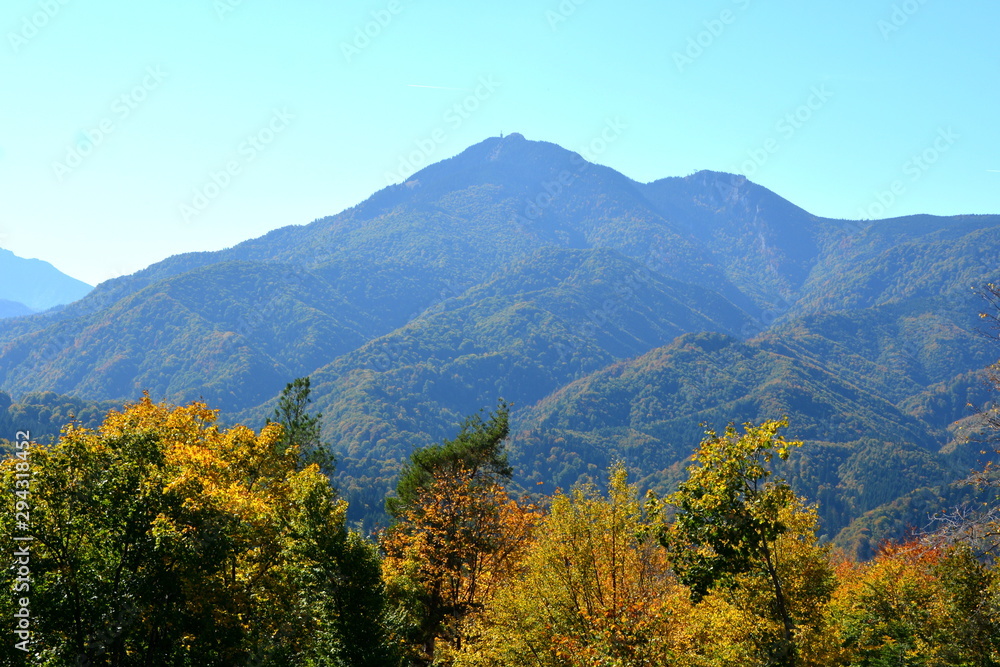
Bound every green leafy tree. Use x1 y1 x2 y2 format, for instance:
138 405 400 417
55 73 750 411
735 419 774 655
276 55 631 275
386 400 512 519
662 418 804 666
0 394 394 666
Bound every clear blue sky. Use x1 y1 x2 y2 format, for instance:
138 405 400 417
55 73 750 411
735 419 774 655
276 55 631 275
2 0 998 286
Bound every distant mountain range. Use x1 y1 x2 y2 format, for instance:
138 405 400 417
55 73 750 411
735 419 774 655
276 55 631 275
0 300 34 319
1 133 997 556
0 248 92 317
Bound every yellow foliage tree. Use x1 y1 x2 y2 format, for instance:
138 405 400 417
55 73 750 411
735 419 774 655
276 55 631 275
0 393 392 666
660 419 836 666
455 464 688 666
675 499 838 666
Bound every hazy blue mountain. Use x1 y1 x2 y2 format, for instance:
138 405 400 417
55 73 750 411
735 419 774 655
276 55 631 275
0 299 33 319
0 248 92 314
0 261 372 414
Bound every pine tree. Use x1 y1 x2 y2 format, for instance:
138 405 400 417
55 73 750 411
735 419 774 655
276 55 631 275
268 376 336 475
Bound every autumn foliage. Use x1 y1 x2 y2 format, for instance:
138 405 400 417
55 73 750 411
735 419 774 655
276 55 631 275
0 393 392 666
2 395 1000 666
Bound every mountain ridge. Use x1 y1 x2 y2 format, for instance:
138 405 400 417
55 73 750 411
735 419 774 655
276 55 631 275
1 134 997 550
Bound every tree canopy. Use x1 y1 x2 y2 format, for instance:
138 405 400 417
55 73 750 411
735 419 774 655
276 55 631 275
0 393 393 666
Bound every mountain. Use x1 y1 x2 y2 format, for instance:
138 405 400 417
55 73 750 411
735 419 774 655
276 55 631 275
290 247 755 516
0 248 93 316
0 300 33 319
0 133 997 549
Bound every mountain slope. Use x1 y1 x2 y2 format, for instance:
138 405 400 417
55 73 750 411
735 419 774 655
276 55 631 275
255 247 754 521
0 300 33 319
0 135 802 407
513 324 985 539
0 134 997 544
0 261 372 413
0 248 92 313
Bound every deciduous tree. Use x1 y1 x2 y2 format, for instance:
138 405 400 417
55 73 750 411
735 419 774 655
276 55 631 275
381 400 533 665
662 419 810 666
826 540 1000 666
0 394 393 666
455 463 685 667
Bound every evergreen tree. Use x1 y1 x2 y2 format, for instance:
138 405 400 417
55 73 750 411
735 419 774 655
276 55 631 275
268 376 336 475
381 400 530 665
386 399 512 518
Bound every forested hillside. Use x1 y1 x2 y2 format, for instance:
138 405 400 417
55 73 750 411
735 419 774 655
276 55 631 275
1 134 998 548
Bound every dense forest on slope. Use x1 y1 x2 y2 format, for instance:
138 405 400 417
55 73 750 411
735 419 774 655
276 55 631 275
1 134 998 547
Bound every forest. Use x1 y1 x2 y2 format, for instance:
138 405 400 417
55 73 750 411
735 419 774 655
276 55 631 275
2 371 999 667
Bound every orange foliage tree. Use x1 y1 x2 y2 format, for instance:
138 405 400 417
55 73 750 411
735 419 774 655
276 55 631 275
825 540 1000 666
381 401 535 666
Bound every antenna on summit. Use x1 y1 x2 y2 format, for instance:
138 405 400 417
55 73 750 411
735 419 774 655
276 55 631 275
500 131 504 139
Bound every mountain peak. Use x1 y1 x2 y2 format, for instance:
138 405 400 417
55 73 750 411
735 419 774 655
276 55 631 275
376 133 591 204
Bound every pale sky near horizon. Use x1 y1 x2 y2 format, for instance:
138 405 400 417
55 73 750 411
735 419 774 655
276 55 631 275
2 0 998 287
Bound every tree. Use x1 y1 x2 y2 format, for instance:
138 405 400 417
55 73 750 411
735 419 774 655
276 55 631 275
662 419 807 666
386 400 512 519
268 376 336 475
381 400 533 665
826 540 1000 666
456 463 684 667
0 394 393 666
